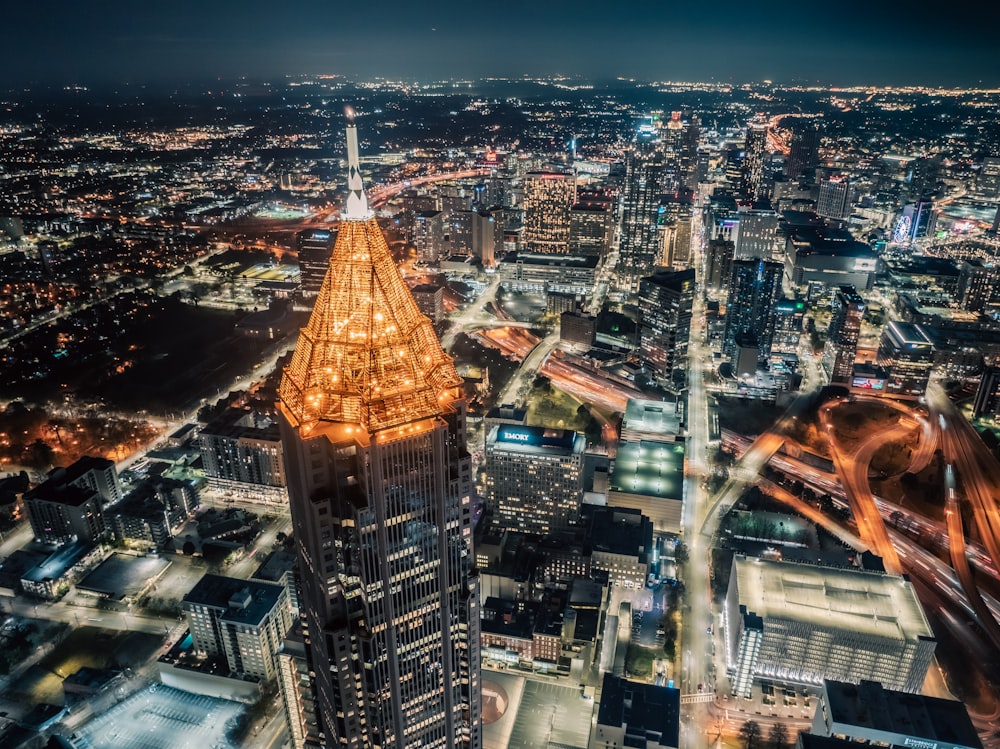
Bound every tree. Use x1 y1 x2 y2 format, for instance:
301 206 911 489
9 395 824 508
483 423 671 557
768 722 789 749
674 541 689 565
739 720 762 749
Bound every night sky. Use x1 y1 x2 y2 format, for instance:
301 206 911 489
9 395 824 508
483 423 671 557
4 0 999 87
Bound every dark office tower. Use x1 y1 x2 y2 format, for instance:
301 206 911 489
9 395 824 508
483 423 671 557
724 258 783 362
618 124 666 295
974 366 1000 419
907 155 941 202
277 119 481 749
638 269 696 389
569 192 614 258
522 171 575 254
876 321 934 398
785 122 819 181
706 238 735 289
296 229 337 299
740 117 769 205
817 176 853 220
956 259 999 312
824 286 866 383
681 113 702 190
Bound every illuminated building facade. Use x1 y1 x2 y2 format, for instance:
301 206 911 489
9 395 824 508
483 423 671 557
740 118 769 205
522 171 575 254
277 119 481 749
876 321 934 398
297 229 337 299
725 556 935 699
638 268 695 389
824 286 866 384
817 176 853 220
619 124 666 295
484 424 585 534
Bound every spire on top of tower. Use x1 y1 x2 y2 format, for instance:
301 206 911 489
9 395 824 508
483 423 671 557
343 107 373 221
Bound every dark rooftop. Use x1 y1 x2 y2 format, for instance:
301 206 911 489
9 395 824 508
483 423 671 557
183 573 285 627
824 679 981 749
597 673 679 748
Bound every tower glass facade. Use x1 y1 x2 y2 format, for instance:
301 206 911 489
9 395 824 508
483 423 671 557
278 121 481 749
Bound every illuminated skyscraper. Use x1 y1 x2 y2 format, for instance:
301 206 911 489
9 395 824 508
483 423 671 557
619 123 667 295
638 269 695 389
740 117 769 205
522 170 575 254
278 117 481 749
785 121 819 181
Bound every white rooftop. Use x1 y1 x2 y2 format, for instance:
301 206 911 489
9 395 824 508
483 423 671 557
734 556 933 642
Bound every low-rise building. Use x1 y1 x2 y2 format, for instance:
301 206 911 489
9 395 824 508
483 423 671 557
725 556 935 698
594 673 680 749
812 679 981 749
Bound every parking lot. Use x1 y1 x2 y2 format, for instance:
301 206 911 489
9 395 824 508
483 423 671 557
75 683 245 749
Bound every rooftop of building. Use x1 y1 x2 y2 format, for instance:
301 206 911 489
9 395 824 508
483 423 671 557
885 321 933 347
621 398 683 440
583 506 652 561
25 479 97 507
183 573 285 627
200 408 281 440
410 283 444 293
21 540 96 584
732 555 933 642
823 679 980 749
51 455 115 484
608 439 685 501
641 267 696 291
597 673 679 747
481 597 537 640
486 424 585 457
787 225 875 257
499 252 600 269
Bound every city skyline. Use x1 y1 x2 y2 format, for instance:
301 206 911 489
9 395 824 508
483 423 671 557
4 1 1000 88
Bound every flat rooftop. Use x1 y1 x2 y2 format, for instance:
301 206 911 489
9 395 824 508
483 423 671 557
622 398 683 440
733 556 933 642
183 573 285 627
609 440 685 501
499 251 600 269
824 679 981 749
487 424 585 457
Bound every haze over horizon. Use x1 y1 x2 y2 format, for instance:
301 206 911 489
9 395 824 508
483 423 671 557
5 0 999 88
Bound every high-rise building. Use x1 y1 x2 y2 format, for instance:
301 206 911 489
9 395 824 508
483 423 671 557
724 259 783 362
876 322 934 398
785 122 819 181
569 191 614 258
824 286 866 383
657 190 694 268
980 156 1000 199
23 479 106 545
277 119 481 749
297 229 337 299
973 366 1000 419
522 171 575 254
740 117 769 205
638 269 695 389
484 424 586 534
956 259 998 312
413 210 445 263
619 124 666 295
734 206 780 260
817 176 853 220
182 574 292 683
200 409 287 502
706 238 735 290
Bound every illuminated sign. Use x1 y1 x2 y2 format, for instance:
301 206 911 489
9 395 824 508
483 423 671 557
852 376 885 390
505 432 530 442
